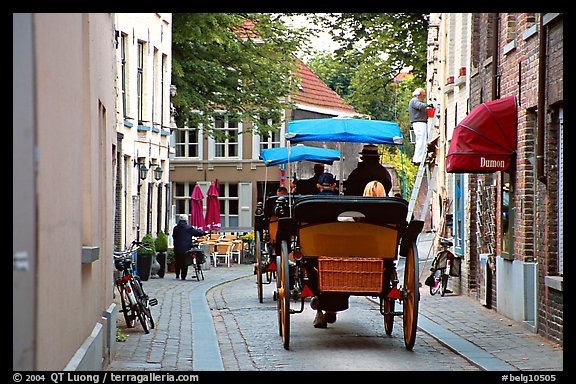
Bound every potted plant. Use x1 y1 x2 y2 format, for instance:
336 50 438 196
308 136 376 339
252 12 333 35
167 248 175 273
137 233 156 281
154 230 168 278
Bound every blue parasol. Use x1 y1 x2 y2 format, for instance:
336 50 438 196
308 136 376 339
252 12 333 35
259 145 341 167
286 117 403 145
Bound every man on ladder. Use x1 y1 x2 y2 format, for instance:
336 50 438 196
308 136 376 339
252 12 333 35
408 87 434 166
407 87 436 223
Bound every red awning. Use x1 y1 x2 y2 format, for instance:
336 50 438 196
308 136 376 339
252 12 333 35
446 96 517 173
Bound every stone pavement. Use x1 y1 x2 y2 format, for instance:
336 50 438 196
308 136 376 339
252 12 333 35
415 232 563 371
106 238 563 372
106 263 252 371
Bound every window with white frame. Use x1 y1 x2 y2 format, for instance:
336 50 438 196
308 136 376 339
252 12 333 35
259 117 283 152
175 127 201 158
120 33 128 119
173 181 210 216
214 117 239 158
137 41 145 124
252 115 285 160
218 182 239 228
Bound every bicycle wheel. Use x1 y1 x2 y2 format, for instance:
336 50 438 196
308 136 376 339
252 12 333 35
429 269 442 296
131 278 155 333
118 284 137 328
138 300 155 333
196 264 204 280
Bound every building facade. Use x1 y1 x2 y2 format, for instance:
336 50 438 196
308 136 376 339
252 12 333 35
427 13 563 345
113 13 173 249
13 13 117 370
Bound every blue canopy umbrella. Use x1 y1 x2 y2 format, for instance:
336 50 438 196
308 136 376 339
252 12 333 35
286 117 403 145
259 145 341 167
286 117 405 196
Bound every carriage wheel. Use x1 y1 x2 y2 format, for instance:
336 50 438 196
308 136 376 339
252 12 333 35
277 240 291 350
276 255 283 336
255 231 263 303
402 242 419 350
383 298 395 335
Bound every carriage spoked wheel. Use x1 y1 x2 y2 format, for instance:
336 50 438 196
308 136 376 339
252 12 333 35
276 240 291 350
402 242 420 351
255 230 264 303
383 298 395 335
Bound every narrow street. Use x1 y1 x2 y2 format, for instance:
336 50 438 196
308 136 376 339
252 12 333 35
207 268 479 371
107 232 562 373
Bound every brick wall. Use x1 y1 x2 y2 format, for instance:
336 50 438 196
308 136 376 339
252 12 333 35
468 14 563 345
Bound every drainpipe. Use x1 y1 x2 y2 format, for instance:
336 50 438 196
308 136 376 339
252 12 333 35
537 14 547 184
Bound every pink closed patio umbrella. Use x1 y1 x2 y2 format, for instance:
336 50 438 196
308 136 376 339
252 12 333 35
204 182 221 232
189 183 206 231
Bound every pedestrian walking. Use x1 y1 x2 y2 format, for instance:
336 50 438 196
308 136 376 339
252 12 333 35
172 214 207 280
408 88 433 165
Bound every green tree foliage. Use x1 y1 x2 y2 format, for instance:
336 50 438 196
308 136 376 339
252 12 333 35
171 13 307 137
304 13 429 198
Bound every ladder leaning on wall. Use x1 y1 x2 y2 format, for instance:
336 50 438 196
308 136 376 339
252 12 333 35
406 153 437 223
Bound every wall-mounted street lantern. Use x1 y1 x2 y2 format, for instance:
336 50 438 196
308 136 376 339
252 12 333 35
134 160 148 181
150 163 163 181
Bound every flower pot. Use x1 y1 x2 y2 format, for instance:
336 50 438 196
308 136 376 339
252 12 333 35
156 251 167 278
136 254 153 281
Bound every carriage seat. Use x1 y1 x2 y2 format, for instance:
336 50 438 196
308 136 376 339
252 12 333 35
291 195 409 259
292 195 408 225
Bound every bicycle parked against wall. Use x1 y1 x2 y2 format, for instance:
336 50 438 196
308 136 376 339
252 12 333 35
113 241 158 333
426 237 460 297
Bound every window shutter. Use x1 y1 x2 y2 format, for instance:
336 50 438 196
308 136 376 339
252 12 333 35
238 182 252 228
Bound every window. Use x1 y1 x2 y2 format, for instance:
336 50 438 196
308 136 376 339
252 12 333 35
175 128 200 158
173 182 210 216
259 117 282 152
120 33 128 119
213 117 239 158
453 174 464 256
161 54 167 129
501 172 514 260
252 115 285 160
219 183 239 227
137 41 145 124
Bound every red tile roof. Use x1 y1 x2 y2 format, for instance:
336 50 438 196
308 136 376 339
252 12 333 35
293 60 356 114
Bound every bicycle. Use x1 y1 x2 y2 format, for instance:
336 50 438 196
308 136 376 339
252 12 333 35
113 241 158 333
427 237 457 297
185 237 206 281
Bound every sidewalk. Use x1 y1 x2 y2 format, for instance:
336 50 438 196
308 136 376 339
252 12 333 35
106 263 253 371
415 232 563 371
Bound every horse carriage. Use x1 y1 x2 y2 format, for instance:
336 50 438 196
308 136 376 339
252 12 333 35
257 117 424 351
